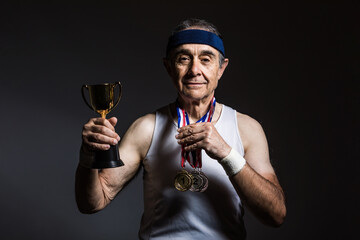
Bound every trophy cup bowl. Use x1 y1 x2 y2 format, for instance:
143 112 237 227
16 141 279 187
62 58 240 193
81 82 125 169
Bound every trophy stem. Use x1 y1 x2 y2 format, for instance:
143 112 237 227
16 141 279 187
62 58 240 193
81 82 124 169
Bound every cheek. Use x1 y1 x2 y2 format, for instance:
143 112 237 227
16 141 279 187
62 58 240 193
203 68 219 82
173 65 186 77
170 71 181 84
171 70 184 88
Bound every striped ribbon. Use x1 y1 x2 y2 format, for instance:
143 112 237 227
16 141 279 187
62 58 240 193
176 97 216 168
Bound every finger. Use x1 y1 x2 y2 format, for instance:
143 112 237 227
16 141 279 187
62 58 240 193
89 125 119 139
84 118 120 141
83 137 111 151
85 132 119 145
108 117 118 127
183 142 202 152
176 124 205 139
83 124 119 142
177 132 206 145
92 118 116 132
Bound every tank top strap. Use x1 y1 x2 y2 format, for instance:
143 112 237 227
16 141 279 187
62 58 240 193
216 105 245 157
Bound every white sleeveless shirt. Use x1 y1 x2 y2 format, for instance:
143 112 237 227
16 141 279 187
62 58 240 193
139 104 246 240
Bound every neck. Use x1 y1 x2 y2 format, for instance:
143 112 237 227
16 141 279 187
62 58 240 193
177 94 214 123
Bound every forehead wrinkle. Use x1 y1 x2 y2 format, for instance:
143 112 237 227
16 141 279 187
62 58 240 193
173 46 217 58
173 48 192 57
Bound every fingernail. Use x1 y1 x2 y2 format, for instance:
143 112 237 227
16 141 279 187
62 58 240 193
113 139 118 145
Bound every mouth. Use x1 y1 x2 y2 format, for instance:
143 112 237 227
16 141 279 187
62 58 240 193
183 82 206 90
183 81 206 86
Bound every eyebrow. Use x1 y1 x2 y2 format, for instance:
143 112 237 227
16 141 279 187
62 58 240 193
199 50 216 57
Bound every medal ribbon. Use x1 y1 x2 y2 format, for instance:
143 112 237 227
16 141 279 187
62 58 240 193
176 97 216 168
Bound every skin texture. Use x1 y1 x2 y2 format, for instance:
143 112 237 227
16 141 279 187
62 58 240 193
76 30 286 227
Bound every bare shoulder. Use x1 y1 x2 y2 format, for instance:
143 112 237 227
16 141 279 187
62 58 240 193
235 112 274 176
128 113 156 135
236 112 266 150
236 112 262 129
119 113 156 161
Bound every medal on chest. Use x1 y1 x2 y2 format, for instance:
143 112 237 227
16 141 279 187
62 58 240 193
174 97 215 192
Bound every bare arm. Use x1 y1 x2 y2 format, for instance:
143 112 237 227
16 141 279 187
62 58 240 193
176 111 286 226
230 113 286 227
75 114 155 214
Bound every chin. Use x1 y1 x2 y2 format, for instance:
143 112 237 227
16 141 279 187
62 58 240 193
179 87 213 100
182 92 210 101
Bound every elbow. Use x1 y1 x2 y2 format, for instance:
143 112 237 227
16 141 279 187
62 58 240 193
268 190 287 227
77 204 101 214
254 204 287 227
77 205 100 215
75 197 104 215
258 203 286 227
269 204 287 227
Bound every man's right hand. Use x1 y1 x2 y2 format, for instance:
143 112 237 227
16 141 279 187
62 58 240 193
81 117 120 152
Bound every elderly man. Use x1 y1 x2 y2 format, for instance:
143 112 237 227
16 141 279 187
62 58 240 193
76 18 286 239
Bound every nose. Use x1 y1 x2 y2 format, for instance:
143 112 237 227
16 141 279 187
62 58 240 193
188 59 201 77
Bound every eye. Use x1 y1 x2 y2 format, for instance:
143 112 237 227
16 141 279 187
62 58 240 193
177 55 191 64
200 57 211 64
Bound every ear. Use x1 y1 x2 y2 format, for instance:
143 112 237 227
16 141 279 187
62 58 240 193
163 57 172 76
217 58 229 80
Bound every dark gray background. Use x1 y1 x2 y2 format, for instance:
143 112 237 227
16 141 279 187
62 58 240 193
0 1 358 239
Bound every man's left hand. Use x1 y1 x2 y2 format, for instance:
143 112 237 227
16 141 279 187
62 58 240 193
176 122 231 161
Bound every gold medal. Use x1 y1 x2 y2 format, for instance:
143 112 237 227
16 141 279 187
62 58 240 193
174 170 193 191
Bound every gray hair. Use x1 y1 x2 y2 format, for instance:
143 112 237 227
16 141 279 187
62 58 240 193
168 18 225 66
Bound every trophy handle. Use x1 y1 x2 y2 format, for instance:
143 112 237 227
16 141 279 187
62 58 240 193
111 81 122 110
81 85 94 111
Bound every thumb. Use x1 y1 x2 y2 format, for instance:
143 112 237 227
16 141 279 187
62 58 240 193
108 117 118 127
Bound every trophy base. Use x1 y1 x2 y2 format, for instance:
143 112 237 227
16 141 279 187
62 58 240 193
92 144 124 169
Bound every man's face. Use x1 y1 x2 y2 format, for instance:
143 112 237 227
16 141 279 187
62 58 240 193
165 43 228 102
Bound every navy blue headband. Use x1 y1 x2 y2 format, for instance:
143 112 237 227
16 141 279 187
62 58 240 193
166 29 225 56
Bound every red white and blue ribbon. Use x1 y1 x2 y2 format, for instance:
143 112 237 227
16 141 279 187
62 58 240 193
176 97 216 168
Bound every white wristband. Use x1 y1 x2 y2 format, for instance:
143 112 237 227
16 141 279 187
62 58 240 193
218 148 246 177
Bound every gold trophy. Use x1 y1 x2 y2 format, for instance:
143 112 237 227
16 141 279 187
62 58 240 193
81 82 124 168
